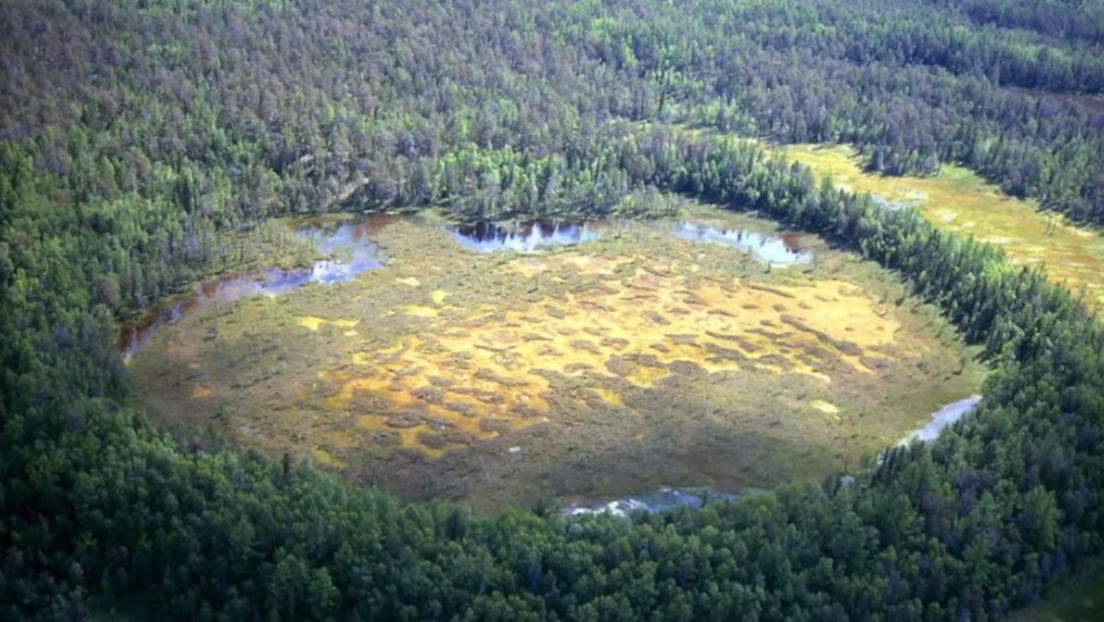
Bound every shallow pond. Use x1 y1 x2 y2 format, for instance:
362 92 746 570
669 221 813 265
127 207 984 512
448 220 605 253
297 218 388 283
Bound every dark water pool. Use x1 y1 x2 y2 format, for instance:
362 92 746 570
447 220 604 253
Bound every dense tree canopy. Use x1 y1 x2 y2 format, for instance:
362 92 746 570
3 0 1104 620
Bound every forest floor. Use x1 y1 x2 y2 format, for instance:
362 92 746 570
1008 568 1104 622
771 143 1104 310
127 205 983 512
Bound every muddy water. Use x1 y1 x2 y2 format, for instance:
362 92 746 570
778 144 1104 308
128 208 983 512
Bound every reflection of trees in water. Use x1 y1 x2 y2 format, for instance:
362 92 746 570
451 220 602 249
348 213 403 238
298 215 398 246
454 221 510 243
780 232 807 254
296 213 402 243
118 268 305 355
675 222 813 263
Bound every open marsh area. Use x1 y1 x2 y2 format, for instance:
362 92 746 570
776 144 1104 308
128 208 983 512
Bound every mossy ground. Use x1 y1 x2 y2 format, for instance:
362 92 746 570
129 208 983 513
774 143 1104 309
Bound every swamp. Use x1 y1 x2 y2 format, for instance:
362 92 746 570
127 205 984 512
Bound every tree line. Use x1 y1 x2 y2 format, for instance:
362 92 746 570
6 118 1104 621
4 0 1104 619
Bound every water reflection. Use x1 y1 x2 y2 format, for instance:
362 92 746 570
448 220 603 253
876 395 983 466
297 218 387 283
119 217 389 356
563 487 748 518
909 395 982 444
671 222 813 265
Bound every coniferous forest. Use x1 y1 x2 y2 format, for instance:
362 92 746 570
3 0 1104 620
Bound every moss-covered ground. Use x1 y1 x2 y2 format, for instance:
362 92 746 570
775 143 1104 309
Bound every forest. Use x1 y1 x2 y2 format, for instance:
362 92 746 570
2 0 1104 620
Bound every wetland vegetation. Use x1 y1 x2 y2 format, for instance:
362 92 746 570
773 143 1104 309
128 208 983 511
5 0 1104 620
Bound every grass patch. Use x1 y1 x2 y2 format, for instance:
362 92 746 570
774 143 1104 309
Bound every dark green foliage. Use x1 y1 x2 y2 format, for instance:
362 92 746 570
3 0 1104 620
